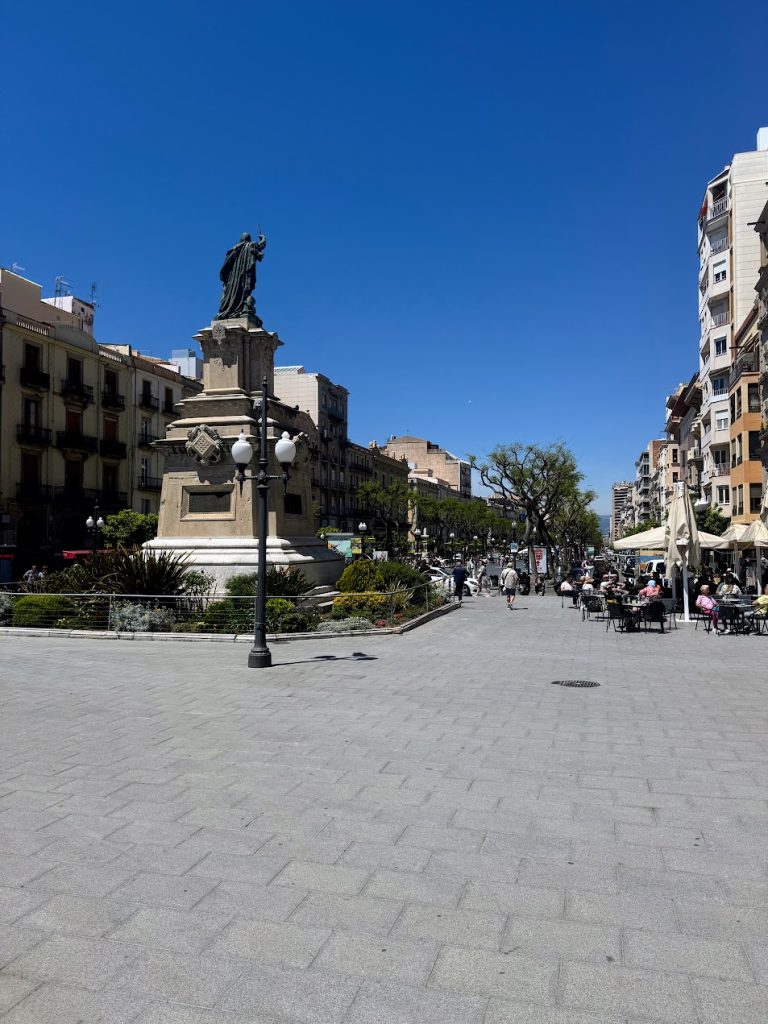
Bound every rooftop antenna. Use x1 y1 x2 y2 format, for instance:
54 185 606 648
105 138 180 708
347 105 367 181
54 275 72 298
89 282 99 307
10 262 26 274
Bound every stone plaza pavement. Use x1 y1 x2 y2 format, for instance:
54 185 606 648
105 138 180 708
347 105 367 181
0 592 767 1024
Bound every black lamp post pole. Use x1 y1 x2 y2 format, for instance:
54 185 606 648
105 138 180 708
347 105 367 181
249 380 273 669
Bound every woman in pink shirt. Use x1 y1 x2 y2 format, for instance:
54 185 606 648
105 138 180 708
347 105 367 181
695 585 719 631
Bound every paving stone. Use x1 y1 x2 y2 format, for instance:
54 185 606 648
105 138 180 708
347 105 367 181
314 930 438 984
114 949 245 1007
288 891 403 934
560 960 698 1022
175 827 274 857
746 943 768 985
623 926 753 979
110 871 217 910
16 893 136 938
0 829 57 856
270 860 369 895
566 890 678 932
28 861 139 898
0 975 38 1014
694 977 768 1024
484 1002 627 1024
110 905 231 953
337 841 431 872
134 1005 280 1024
344 978 486 1024
0 982 146 1023
364 868 465 905
0 854 51 887
219 963 361 1021
392 902 505 949
195 879 307 922
189 852 290 886
0 923 45 968
502 916 620 963
107 819 201 847
209 917 331 968
0 886 50 925
460 880 564 918
429 945 556 1003
7 933 137 989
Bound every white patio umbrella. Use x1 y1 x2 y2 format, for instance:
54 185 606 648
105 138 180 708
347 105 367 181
613 526 724 552
666 483 700 622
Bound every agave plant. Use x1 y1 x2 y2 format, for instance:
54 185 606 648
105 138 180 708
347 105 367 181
43 547 195 596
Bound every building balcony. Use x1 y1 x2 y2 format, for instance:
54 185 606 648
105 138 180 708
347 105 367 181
138 432 159 447
56 431 98 454
102 389 126 411
326 409 344 423
16 424 52 446
100 489 128 509
19 366 50 390
50 486 102 505
138 393 159 410
711 465 729 477
350 462 373 474
137 475 162 491
729 357 757 389
61 380 94 405
708 196 729 221
711 310 730 328
99 439 127 460
15 482 56 502
162 400 176 415
710 236 729 255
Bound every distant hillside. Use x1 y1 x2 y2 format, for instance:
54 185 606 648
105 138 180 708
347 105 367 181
598 514 610 535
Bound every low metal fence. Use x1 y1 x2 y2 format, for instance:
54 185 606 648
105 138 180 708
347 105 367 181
0 581 446 635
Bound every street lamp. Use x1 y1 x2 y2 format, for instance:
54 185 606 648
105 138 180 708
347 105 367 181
231 376 298 669
449 531 455 559
85 505 105 553
412 527 421 557
358 521 368 560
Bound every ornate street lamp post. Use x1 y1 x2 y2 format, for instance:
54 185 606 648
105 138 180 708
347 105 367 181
358 521 368 560
231 378 298 669
412 527 421 557
85 505 105 554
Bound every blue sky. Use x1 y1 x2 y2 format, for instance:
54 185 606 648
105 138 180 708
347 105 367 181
4 1 768 512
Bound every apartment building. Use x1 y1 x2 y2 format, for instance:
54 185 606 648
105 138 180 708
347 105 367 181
0 269 201 565
727 305 762 523
754 198 768 485
696 130 768 512
272 365 408 532
610 481 632 540
380 435 472 498
633 440 664 524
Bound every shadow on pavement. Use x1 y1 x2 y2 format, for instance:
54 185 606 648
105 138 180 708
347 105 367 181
273 652 378 667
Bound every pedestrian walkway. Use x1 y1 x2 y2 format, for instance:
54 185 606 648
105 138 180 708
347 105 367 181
0 592 766 1023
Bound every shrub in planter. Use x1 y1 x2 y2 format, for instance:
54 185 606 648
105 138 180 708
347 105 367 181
331 592 390 620
0 593 12 625
110 602 177 633
11 595 76 628
375 561 426 596
198 598 253 634
225 567 312 598
316 616 373 633
336 560 381 594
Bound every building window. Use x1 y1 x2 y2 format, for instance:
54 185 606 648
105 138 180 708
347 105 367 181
103 416 118 442
672 472 678 483
24 343 41 370
671 449 678 464
716 485 729 505
66 409 82 434
749 431 761 460
64 458 82 492
713 261 726 283
103 464 118 493
22 397 40 427
715 412 728 431
140 499 151 515
105 369 118 394
750 484 762 514
67 356 83 385
714 337 727 356
748 383 760 413
712 376 727 397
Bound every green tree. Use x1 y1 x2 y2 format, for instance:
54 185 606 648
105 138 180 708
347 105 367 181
102 509 159 548
619 519 661 539
695 505 728 536
469 443 583 573
356 481 411 556
552 489 603 563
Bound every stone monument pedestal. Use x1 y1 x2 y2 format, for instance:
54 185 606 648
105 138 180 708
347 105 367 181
145 316 343 589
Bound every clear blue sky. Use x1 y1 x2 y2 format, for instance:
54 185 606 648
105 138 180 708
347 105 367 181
4 1 768 512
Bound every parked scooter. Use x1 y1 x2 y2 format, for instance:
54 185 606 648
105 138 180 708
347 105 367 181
518 571 531 596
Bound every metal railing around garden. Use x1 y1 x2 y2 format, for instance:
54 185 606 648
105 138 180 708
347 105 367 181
0 581 447 636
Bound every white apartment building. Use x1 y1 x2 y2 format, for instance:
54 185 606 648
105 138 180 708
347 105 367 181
610 481 632 540
696 129 768 514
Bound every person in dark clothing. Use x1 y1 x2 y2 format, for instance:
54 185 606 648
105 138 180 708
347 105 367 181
452 561 468 606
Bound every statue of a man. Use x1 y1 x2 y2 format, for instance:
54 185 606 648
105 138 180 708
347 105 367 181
216 231 267 321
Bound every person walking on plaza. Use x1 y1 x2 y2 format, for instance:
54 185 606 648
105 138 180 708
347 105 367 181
452 560 468 607
501 561 519 609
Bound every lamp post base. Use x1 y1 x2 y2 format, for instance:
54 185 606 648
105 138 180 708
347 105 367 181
248 648 272 669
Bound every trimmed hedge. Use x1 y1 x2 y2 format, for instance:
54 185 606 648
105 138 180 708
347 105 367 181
331 593 391 620
11 595 76 628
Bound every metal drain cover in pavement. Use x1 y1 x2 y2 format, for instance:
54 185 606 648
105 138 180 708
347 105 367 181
551 680 600 688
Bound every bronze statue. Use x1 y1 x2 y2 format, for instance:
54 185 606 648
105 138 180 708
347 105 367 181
216 231 267 322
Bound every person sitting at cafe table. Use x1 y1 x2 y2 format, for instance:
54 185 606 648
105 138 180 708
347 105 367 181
580 576 595 595
560 576 579 606
717 572 742 598
695 585 719 631
745 583 768 624
637 578 661 600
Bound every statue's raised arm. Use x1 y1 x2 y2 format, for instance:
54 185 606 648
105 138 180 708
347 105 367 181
216 231 267 322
